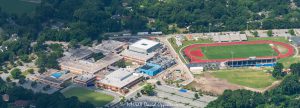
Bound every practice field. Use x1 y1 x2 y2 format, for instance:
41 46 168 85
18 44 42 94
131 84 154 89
0 0 39 15
63 87 114 107
200 44 276 59
211 68 276 88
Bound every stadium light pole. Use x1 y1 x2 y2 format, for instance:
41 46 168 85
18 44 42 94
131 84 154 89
231 51 234 67
246 21 249 31
209 23 212 33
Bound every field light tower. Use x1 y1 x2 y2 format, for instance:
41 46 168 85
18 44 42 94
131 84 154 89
209 23 212 33
231 51 234 67
246 21 249 31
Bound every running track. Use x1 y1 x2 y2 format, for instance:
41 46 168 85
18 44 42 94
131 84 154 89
183 40 295 63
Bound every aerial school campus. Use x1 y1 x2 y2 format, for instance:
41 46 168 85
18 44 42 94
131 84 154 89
0 0 300 108
22 29 300 108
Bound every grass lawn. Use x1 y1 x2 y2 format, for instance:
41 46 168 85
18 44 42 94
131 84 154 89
200 44 277 59
248 37 289 43
63 87 114 107
125 61 133 66
0 0 39 15
168 37 213 52
22 70 30 76
278 57 300 68
211 68 276 89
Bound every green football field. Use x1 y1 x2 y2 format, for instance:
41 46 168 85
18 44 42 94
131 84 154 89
200 44 277 59
63 87 114 107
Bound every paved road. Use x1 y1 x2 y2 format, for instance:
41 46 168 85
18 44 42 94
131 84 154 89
292 44 299 57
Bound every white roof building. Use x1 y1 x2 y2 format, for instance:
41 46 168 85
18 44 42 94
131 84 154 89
129 39 160 54
99 68 143 88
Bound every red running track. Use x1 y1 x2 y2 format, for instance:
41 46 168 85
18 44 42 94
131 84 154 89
183 40 295 63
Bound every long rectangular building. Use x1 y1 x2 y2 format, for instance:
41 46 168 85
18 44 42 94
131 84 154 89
60 55 123 74
96 68 143 94
213 34 247 42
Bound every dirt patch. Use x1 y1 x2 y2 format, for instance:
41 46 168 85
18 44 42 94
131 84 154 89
191 73 242 95
276 45 288 54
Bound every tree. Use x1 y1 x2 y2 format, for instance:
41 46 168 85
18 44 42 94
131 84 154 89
194 93 199 99
43 85 51 91
207 89 266 108
31 81 37 88
136 92 141 97
16 61 23 66
290 63 300 76
6 77 11 82
38 67 46 74
35 50 60 70
156 81 161 85
91 52 104 61
267 30 273 37
120 96 126 103
272 63 285 79
273 75 300 95
68 39 79 48
19 54 31 63
115 60 126 68
79 38 92 46
18 77 26 84
141 84 155 96
26 69 34 74
10 68 22 79
288 29 295 36
252 31 259 37
240 31 245 34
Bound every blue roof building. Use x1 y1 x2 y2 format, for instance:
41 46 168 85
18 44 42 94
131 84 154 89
138 63 162 76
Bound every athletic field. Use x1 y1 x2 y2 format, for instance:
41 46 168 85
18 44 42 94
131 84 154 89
200 44 276 59
211 68 276 88
183 40 294 63
63 87 114 107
